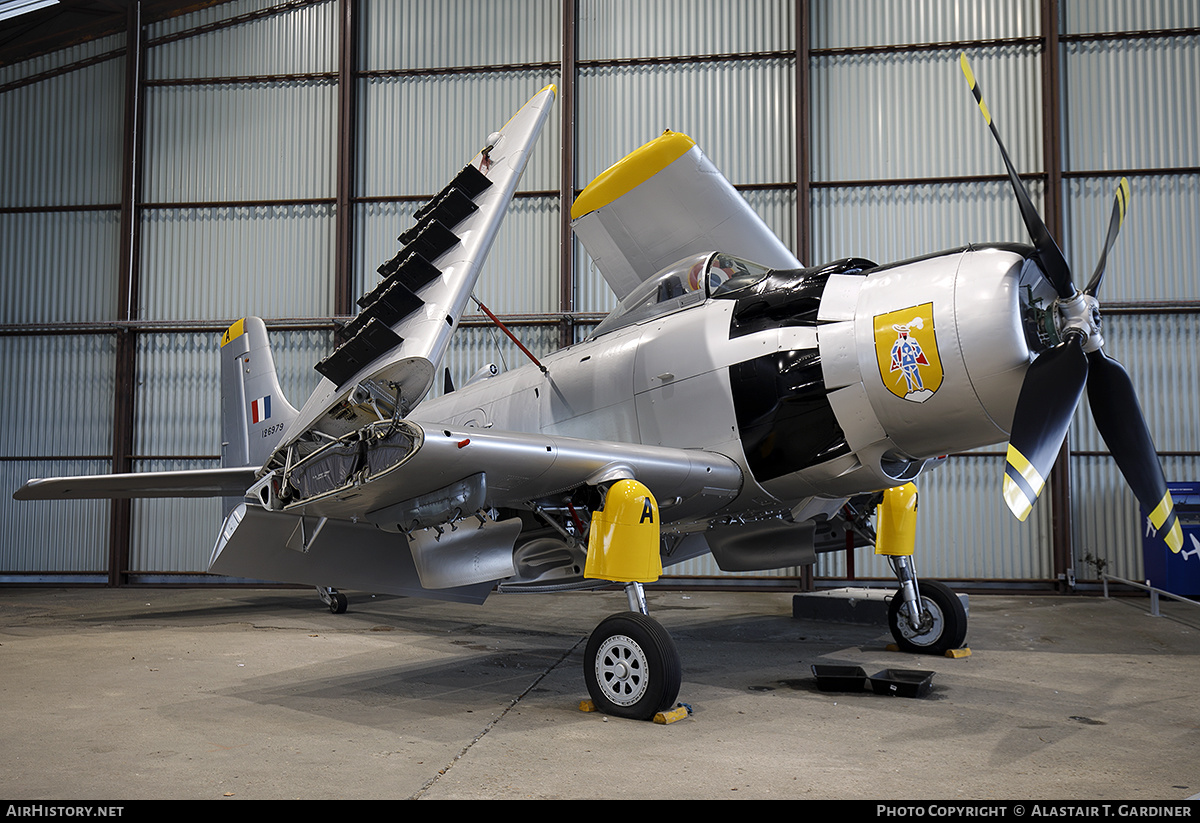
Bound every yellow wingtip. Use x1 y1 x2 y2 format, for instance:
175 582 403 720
570 130 697 220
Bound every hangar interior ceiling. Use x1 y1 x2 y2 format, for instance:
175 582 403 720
1 0 1197 590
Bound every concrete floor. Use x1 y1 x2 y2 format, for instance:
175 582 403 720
0 585 1197 800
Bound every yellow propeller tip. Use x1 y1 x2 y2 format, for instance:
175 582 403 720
1166 523 1183 554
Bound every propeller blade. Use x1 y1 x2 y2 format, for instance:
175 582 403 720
1086 349 1183 552
959 53 1075 299
1003 337 1089 521
1083 177 1131 296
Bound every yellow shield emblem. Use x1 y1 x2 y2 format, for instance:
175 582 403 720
873 303 943 402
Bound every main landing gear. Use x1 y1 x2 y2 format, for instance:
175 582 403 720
584 581 682 721
318 586 348 614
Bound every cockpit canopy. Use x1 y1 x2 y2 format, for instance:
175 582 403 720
589 251 772 339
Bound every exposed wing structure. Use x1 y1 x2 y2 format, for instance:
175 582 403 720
281 84 558 445
571 130 802 300
272 422 742 525
217 419 743 594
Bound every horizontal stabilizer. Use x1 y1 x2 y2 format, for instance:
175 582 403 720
14 467 258 500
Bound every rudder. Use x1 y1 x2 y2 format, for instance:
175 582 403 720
220 317 299 470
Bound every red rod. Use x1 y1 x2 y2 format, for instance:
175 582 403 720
472 296 549 375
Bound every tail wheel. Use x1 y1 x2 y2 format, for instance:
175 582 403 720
887 580 967 655
584 612 681 720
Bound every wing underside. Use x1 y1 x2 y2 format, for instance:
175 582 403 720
280 85 559 446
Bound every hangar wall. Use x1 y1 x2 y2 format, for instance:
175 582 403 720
1 0 1197 591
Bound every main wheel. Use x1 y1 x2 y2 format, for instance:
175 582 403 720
328 591 348 614
887 579 966 655
584 612 682 720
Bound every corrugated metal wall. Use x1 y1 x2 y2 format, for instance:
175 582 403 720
2 0 1197 592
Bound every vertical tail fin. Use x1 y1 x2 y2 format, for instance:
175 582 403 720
220 317 299 469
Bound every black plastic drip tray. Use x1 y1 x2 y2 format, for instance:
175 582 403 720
812 664 934 698
811 665 867 692
868 669 934 698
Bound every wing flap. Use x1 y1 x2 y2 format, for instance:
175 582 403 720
209 504 494 603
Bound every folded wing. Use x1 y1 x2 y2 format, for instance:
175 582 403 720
571 130 802 300
281 84 558 446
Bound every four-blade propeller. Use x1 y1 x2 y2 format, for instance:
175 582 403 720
959 53 1181 553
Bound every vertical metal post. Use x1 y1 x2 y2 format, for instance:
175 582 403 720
334 0 359 318
110 0 146 587
796 0 813 591
558 0 577 350
795 0 812 265
1041 0 1073 589
844 520 856 581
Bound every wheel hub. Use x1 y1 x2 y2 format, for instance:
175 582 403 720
594 633 649 706
900 597 946 646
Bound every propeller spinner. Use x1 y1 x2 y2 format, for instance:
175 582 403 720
959 53 1182 553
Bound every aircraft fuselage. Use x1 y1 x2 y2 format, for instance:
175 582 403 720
413 243 1049 522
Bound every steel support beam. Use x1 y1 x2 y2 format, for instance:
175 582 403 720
795 0 812 266
1040 0 1074 590
335 0 359 317
558 0 577 349
110 0 147 587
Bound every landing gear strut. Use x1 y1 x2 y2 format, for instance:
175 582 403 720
583 582 682 720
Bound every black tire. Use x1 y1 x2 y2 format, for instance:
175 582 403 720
329 592 348 614
887 580 967 655
584 612 682 720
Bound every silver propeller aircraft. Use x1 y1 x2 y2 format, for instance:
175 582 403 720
16 57 1183 721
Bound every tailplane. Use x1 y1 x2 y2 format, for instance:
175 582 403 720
220 317 299 470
